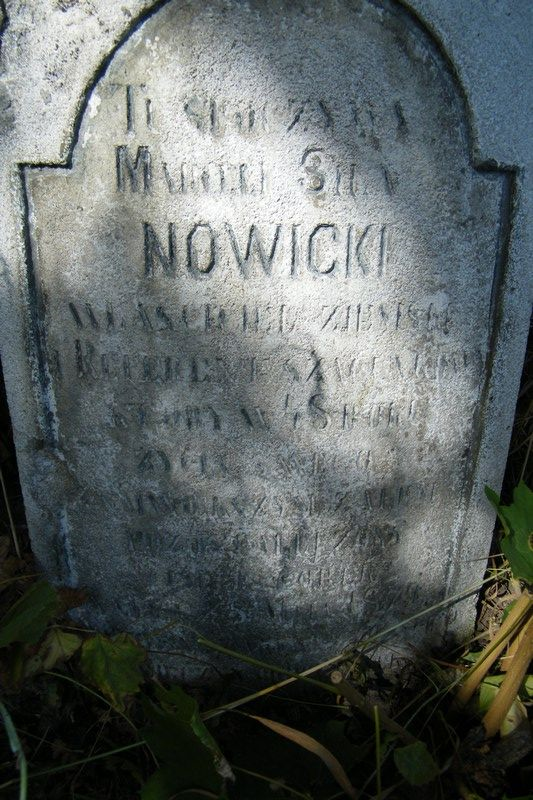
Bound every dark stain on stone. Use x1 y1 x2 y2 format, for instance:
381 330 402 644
394 100 408 140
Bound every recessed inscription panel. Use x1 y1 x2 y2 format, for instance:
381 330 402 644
27 0 502 676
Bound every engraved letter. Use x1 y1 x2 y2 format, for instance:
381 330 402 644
143 222 177 276
187 223 216 275
300 147 326 193
116 145 152 193
227 224 281 277
308 224 338 275
308 394 330 429
350 224 389 277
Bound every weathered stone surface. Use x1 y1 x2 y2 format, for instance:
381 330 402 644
1 0 531 680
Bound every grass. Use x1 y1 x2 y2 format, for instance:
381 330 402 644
0 329 531 799
0 556 530 799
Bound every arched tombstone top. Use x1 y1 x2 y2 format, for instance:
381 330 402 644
24 0 509 679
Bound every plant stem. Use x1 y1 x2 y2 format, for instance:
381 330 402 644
0 699 27 800
499 622 525 672
455 591 532 706
0 466 21 558
482 614 533 737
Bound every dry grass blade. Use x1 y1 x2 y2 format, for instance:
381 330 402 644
200 580 497 722
330 671 417 745
197 636 340 696
202 656 342 720
248 714 358 800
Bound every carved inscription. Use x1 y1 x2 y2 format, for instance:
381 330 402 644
65 299 455 336
26 0 503 675
140 221 390 278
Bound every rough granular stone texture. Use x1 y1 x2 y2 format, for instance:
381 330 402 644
0 0 531 681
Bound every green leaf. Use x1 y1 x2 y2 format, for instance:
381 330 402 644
479 673 533 707
155 684 226 767
140 685 231 799
80 633 145 709
40 629 81 669
393 741 439 786
503 795 533 800
24 628 81 677
140 765 226 799
485 486 509 533
461 650 482 664
140 765 177 800
479 675 528 736
485 482 533 582
502 598 518 621
0 580 59 647
324 719 366 769
500 695 527 737
478 677 500 714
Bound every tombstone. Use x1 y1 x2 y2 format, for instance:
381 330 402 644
0 0 530 681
